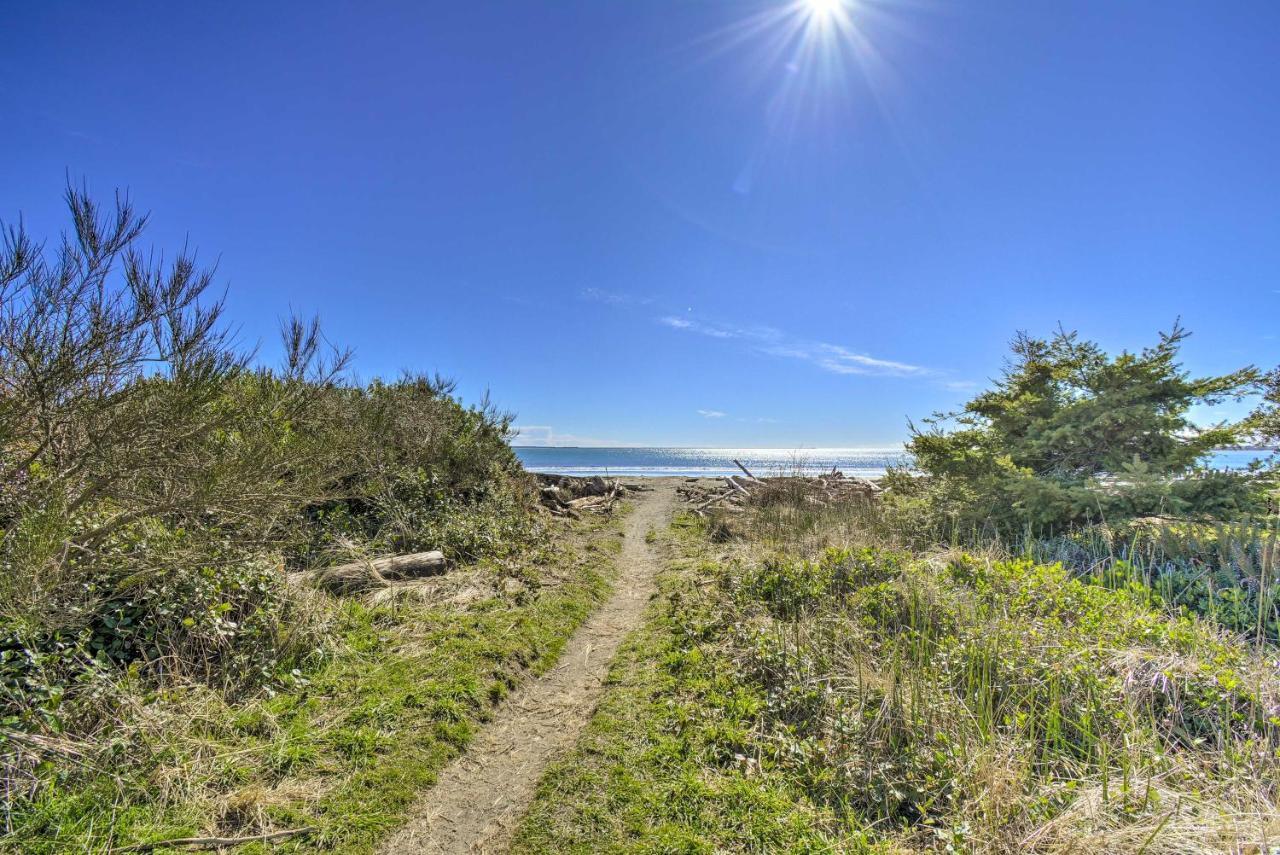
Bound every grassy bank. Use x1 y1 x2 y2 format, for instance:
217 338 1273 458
6 509 627 853
515 491 1280 853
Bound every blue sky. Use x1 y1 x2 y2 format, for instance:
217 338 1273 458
3 1 1277 447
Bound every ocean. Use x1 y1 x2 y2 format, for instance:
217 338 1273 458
513 446 1269 479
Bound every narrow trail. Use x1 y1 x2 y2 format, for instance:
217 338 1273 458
379 482 677 855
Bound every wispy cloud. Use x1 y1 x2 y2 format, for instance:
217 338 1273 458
660 313 929 378
581 288 653 307
511 424 624 447
808 344 927 376
941 380 980 392
659 316 737 339
697 409 727 419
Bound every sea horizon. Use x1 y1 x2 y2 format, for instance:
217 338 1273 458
515 445 1268 478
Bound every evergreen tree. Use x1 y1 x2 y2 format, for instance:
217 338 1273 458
901 325 1260 532
1250 367 1280 453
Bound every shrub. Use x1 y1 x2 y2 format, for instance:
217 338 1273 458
288 375 536 565
0 186 534 752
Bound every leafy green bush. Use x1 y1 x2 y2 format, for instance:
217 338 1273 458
739 547 905 620
1 528 317 736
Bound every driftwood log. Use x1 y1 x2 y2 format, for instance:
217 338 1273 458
309 550 448 594
692 489 740 511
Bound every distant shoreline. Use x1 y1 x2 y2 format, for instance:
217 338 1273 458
511 445 907 450
512 445 1275 451
513 446 1268 479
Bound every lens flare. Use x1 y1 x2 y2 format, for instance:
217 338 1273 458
800 0 855 39
640 0 905 246
804 0 844 24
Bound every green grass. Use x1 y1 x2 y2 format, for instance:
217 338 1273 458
5 511 628 854
510 517 880 855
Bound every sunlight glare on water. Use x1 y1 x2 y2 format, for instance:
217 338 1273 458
513 446 1266 479
515 447 910 478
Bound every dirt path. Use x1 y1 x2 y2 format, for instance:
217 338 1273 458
379 481 677 855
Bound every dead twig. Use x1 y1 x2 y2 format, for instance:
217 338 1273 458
111 826 316 852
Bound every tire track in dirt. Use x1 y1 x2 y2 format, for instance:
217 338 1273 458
379 481 676 855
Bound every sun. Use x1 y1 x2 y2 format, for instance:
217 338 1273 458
797 0 854 39
803 0 844 24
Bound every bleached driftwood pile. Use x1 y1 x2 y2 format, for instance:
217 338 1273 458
679 459 882 516
796 471 883 501
536 473 640 518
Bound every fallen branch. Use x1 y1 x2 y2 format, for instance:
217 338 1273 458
692 489 738 511
306 551 447 594
732 459 762 483
112 826 317 852
567 495 616 512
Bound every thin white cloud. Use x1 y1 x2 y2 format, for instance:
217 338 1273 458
511 425 624 447
697 409 727 419
581 288 653 307
660 313 929 378
659 316 736 339
812 344 927 377
759 344 812 360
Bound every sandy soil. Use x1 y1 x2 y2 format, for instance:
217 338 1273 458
378 480 678 854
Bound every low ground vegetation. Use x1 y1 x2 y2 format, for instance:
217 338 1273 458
512 525 870 854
